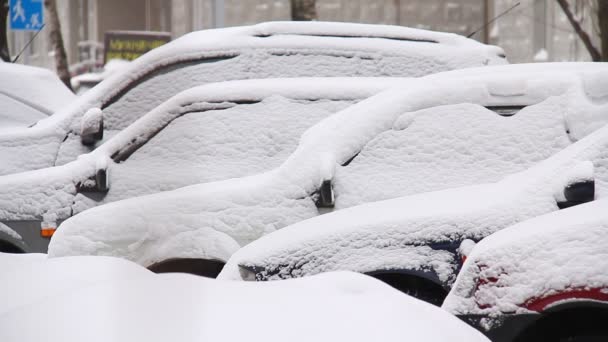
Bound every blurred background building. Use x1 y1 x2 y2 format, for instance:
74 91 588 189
7 0 601 75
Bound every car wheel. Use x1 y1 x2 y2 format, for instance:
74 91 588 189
516 307 608 342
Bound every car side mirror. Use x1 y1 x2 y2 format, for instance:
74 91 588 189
77 157 110 193
80 108 104 145
556 161 595 209
315 179 335 208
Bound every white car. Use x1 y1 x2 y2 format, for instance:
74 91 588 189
49 63 608 277
0 77 404 253
0 254 490 342
217 90 608 305
0 63 75 129
0 21 505 176
442 198 608 342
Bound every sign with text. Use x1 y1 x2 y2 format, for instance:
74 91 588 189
104 31 171 63
9 0 44 31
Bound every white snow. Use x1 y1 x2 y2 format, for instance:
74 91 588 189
218 113 608 284
0 77 400 224
0 63 75 129
49 63 608 268
70 59 130 95
0 21 503 176
0 222 22 240
443 198 608 320
0 253 489 342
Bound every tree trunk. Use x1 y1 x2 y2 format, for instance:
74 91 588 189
598 0 608 61
291 0 316 21
0 0 9 62
556 0 601 61
44 0 72 90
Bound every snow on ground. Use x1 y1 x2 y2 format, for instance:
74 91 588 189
218 115 608 284
49 63 608 267
0 63 75 130
442 198 608 319
0 253 489 342
0 21 502 176
0 77 403 223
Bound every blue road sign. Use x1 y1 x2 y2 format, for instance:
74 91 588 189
9 0 44 31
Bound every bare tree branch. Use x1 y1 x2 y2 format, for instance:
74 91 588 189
598 0 608 61
0 0 9 62
44 0 72 90
556 0 601 61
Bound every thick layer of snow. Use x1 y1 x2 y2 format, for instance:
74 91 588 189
0 63 75 113
218 118 608 284
0 21 503 176
0 222 21 240
442 198 608 319
0 63 75 129
0 253 152 316
0 77 402 226
0 254 489 342
49 63 608 267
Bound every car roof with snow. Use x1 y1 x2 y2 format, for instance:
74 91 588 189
0 63 75 129
442 197 608 318
0 21 505 177
48 63 608 269
216 102 608 287
0 253 489 342
0 76 405 251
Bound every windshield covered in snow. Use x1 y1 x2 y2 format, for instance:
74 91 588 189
333 96 578 208
78 96 357 208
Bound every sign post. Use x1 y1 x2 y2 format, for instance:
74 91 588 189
104 31 171 63
9 0 44 31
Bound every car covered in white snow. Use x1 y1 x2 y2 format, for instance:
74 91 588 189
217 96 608 306
0 63 75 130
49 63 608 277
442 198 608 342
0 77 404 253
0 21 505 176
0 253 490 342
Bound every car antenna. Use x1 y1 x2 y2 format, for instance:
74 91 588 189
467 2 520 39
12 23 46 63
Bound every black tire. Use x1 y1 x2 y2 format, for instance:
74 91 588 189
369 273 447 306
516 307 608 342
148 258 225 278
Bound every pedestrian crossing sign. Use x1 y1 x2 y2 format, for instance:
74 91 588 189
9 0 44 31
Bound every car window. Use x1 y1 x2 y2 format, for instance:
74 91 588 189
333 100 573 209
99 50 448 133
0 93 47 129
101 96 357 203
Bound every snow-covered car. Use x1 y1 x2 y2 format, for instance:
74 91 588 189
0 77 405 253
0 254 490 342
0 63 75 130
49 63 608 277
0 21 506 176
442 198 608 342
217 97 608 306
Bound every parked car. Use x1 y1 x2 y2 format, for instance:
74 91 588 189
0 21 505 176
442 198 608 342
49 63 608 277
0 63 75 130
0 254 490 342
0 77 406 253
217 100 608 306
